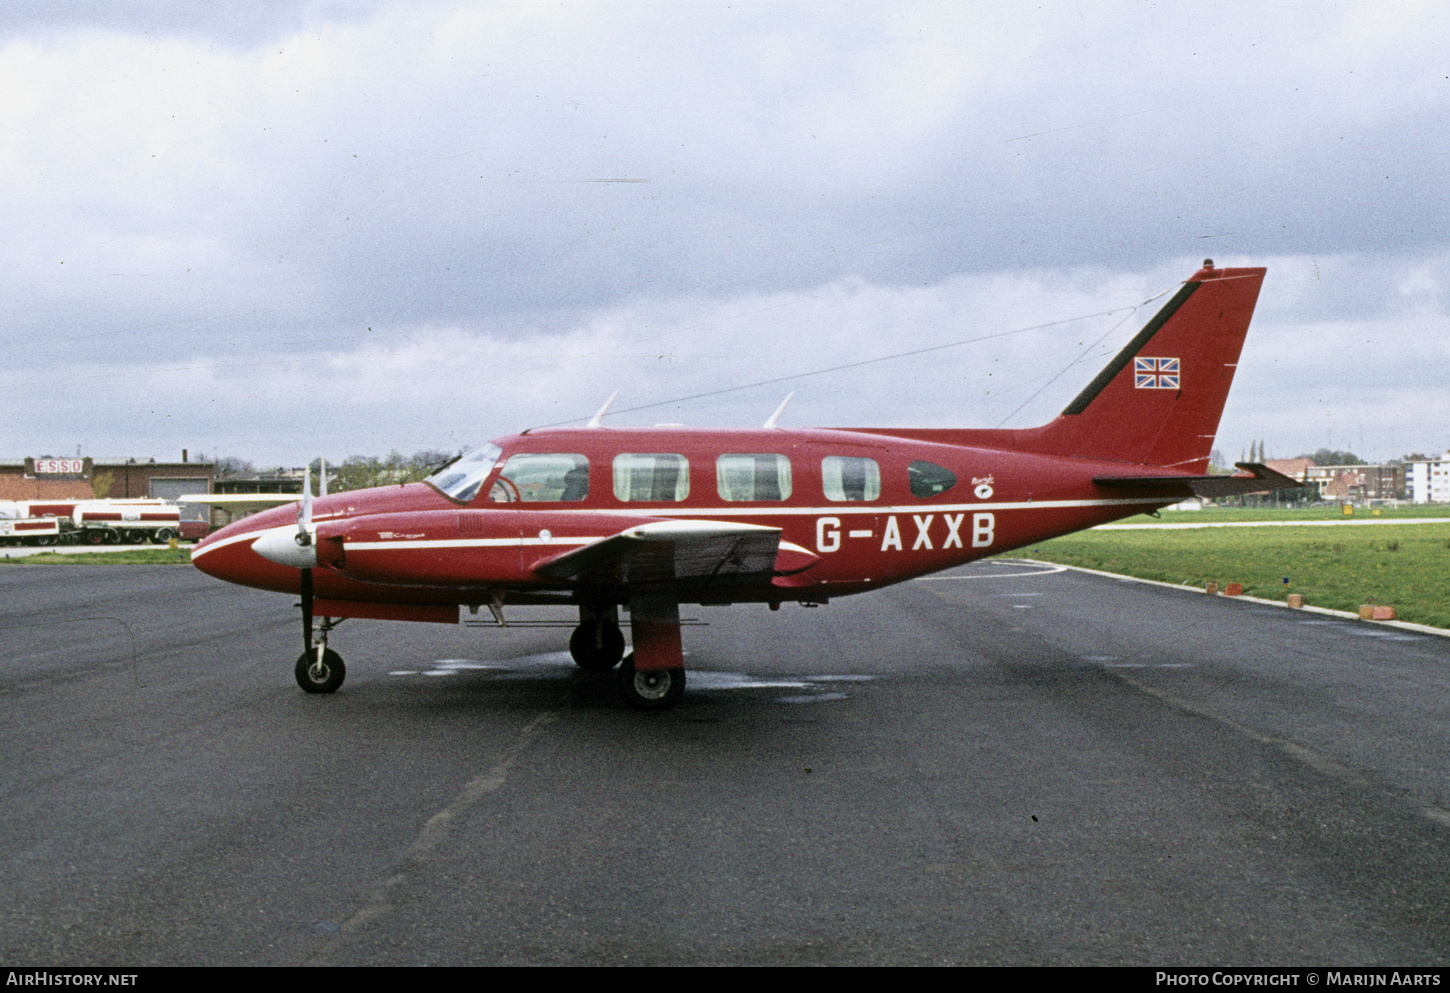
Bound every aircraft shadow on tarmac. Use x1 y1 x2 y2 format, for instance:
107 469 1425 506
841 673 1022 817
378 650 876 707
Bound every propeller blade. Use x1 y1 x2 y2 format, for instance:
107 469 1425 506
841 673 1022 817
297 467 313 545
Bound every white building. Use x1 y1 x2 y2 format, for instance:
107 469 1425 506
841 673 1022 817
1408 452 1450 503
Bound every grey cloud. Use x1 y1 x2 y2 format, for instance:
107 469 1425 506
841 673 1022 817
0 0 379 47
1 2 1447 465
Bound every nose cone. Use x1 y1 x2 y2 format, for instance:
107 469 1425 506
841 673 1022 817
190 484 453 594
191 506 309 594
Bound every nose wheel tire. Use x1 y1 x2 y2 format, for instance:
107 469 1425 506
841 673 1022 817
616 653 685 711
569 621 626 672
295 648 345 693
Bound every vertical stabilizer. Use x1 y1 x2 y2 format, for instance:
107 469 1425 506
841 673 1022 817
1016 261 1266 471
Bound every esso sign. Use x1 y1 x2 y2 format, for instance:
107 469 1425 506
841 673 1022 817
34 458 83 475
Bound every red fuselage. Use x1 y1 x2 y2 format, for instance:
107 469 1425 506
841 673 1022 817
192 425 1181 612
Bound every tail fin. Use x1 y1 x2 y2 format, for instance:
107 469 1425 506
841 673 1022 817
1017 260 1267 471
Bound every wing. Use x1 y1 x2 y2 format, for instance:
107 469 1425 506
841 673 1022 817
530 519 819 589
178 494 302 516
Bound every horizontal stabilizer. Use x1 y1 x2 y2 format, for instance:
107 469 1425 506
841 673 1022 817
1094 462 1304 499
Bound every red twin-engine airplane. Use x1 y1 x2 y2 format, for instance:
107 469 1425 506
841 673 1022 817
191 260 1294 710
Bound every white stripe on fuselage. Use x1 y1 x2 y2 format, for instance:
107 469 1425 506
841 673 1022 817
586 497 1158 517
345 536 609 551
192 497 1159 561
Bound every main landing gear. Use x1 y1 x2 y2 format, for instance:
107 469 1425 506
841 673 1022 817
616 653 686 711
569 605 627 672
569 600 687 710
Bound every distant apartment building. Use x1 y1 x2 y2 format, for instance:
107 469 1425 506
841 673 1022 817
1408 453 1450 503
1302 463 1404 503
1259 458 1404 503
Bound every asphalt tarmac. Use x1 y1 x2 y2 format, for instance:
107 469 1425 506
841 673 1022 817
2 560 1449 966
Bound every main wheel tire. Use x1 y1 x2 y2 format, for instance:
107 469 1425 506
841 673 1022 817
85 530 107 545
295 648 345 694
616 653 685 711
569 621 626 672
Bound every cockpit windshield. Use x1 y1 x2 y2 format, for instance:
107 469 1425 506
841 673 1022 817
425 443 503 503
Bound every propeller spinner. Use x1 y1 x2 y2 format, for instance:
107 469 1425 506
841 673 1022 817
251 465 320 568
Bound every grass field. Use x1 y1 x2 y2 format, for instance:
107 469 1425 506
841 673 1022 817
0 548 193 565
1123 504 1450 524
1019 520 1450 629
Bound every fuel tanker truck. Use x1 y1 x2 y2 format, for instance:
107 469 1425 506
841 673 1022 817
0 499 183 545
70 500 181 544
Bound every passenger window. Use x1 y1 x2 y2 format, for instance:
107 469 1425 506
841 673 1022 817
908 461 957 498
822 456 881 502
492 453 589 502
717 454 792 501
613 453 690 502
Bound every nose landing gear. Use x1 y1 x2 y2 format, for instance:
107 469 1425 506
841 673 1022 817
296 568 346 693
296 644 345 693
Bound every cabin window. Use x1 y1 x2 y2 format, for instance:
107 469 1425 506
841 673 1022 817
491 453 589 502
717 454 792 501
908 461 958 498
427 443 503 503
821 456 881 502
613 453 690 502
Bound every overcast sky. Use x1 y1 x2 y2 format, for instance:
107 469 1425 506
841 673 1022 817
2 0 1447 467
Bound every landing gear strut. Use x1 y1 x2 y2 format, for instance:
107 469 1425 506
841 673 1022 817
569 605 626 672
615 588 686 711
296 568 346 693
